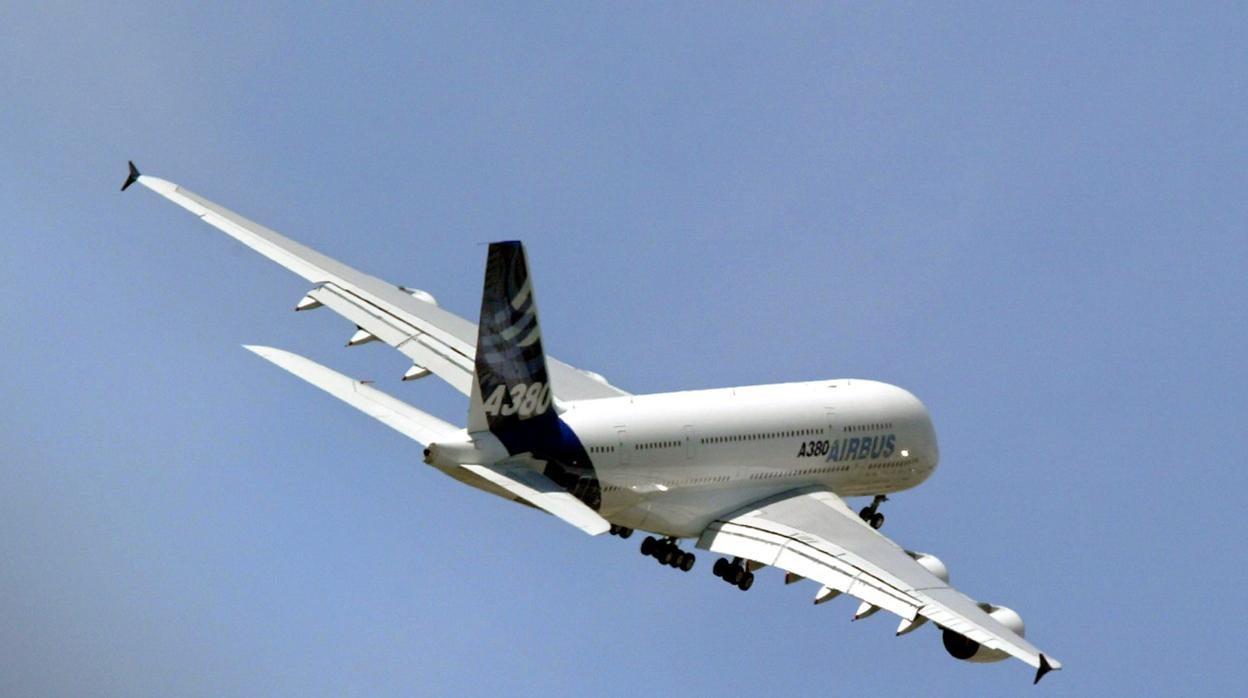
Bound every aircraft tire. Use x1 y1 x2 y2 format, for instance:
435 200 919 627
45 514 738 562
679 552 695 572
641 536 656 556
658 545 676 565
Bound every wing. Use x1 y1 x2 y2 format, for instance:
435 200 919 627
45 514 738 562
696 487 1061 683
244 345 458 446
128 165 626 401
459 461 611 535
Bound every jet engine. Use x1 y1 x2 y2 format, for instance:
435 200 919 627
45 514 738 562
399 287 438 305
941 604 1024 663
907 551 949 583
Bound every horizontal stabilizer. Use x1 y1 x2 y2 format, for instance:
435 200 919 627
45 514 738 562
243 344 457 446
460 462 610 536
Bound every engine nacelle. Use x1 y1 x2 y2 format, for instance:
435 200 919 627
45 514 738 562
941 604 1024 663
582 370 610 385
906 551 949 583
399 287 438 306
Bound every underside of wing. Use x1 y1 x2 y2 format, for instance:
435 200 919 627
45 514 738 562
129 166 627 401
696 487 1061 682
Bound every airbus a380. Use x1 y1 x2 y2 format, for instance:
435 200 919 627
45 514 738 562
123 162 1061 684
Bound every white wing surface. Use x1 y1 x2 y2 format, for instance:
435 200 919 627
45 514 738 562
459 462 611 536
696 487 1061 681
243 344 457 446
131 168 626 401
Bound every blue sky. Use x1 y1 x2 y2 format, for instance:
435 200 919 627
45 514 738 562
2 3 1245 696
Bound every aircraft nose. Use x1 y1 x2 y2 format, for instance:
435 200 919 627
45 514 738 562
911 395 940 470
884 383 939 469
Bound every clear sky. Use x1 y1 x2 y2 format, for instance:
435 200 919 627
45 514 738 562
2 3 1245 696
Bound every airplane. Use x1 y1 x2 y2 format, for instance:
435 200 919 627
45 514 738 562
122 161 1061 684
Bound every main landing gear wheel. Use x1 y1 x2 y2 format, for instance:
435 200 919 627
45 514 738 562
712 557 754 591
858 495 889 530
609 524 634 539
640 536 695 572
640 536 657 556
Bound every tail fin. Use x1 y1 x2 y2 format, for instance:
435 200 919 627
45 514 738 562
468 241 555 436
466 241 602 510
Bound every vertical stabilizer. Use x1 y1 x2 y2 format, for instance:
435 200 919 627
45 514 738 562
465 241 602 510
468 241 555 435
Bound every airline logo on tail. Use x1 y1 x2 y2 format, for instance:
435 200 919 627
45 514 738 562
469 241 602 510
474 241 555 428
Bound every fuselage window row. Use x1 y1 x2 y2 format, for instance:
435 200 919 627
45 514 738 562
867 457 919 471
700 427 825 446
843 422 894 433
748 463 852 481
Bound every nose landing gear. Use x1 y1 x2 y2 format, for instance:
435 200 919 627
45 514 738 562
858 494 888 530
640 536 695 572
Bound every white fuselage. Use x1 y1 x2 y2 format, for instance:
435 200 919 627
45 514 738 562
433 378 939 539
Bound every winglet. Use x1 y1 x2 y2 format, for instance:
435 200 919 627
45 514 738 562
121 161 141 191
1033 653 1056 685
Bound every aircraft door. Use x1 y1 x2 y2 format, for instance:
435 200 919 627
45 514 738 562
616 429 630 467
684 425 697 462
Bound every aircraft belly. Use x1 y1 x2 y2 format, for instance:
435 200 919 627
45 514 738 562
607 486 773 539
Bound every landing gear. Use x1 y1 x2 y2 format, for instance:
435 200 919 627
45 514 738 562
609 524 634 539
712 557 755 591
679 551 695 572
859 494 888 530
659 546 676 565
640 536 695 572
640 536 657 557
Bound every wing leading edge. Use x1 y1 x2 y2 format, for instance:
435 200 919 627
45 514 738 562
696 487 1062 682
125 162 626 401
